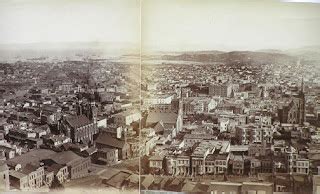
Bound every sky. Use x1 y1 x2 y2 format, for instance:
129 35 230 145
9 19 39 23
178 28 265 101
0 0 140 45
142 0 320 51
0 0 320 52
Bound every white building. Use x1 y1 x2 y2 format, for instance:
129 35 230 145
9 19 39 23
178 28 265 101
113 109 141 126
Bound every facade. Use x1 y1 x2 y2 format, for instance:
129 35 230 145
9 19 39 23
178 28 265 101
50 151 90 180
235 125 273 145
183 133 216 147
96 147 119 165
46 164 69 184
62 115 98 143
113 110 141 126
313 175 320 194
0 162 9 191
146 110 183 138
95 132 130 160
165 140 230 176
149 155 165 173
209 83 233 98
232 155 245 175
9 164 44 190
166 155 190 176
278 83 305 125
183 97 217 115
145 94 174 105
9 170 28 190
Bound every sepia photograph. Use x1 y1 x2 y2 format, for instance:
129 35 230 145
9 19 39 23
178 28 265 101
1 0 320 194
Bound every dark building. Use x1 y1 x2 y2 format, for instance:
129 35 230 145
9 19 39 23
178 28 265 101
61 115 98 144
95 132 130 160
48 151 90 180
209 83 232 97
278 79 305 125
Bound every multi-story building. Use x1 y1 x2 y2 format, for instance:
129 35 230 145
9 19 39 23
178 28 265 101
278 82 305 125
113 109 141 126
294 158 310 175
61 115 98 143
214 154 229 174
146 109 183 138
166 154 190 176
144 94 175 105
50 151 90 180
183 134 216 148
95 147 118 165
95 132 130 160
235 125 273 145
0 162 9 191
192 140 230 176
209 83 233 98
149 154 165 174
46 164 69 184
9 170 29 190
232 155 245 175
9 164 44 190
183 97 217 115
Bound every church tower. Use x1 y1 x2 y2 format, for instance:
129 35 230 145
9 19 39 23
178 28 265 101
298 77 305 125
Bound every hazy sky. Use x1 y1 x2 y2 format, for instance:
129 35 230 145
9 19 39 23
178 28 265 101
0 0 140 45
0 0 320 52
142 0 320 51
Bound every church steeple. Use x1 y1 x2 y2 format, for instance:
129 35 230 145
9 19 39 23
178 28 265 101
300 77 304 94
299 77 305 125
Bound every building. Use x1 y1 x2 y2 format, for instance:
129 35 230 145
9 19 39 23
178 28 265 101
95 147 118 165
149 154 165 174
183 133 216 147
219 118 230 132
95 132 130 160
9 164 44 190
232 155 245 175
209 83 233 98
46 164 69 184
144 94 174 105
0 162 9 191
208 181 273 194
294 158 310 174
113 109 141 126
190 140 230 176
313 175 320 194
235 125 273 145
49 151 90 179
61 115 98 144
9 170 28 190
183 97 217 115
278 79 305 125
146 110 183 138
166 154 190 176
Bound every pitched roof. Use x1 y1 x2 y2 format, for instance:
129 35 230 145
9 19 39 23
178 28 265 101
51 151 83 165
95 133 125 149
20 164 40 174
7 149 56 168
141 175 154 189
154 121 165 133
146 112 178 125
9 170 28 179
46 163 65 174
66 114 92 128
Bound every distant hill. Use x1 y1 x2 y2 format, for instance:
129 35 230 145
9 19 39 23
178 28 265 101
284 46 320 61
162 50 297 65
